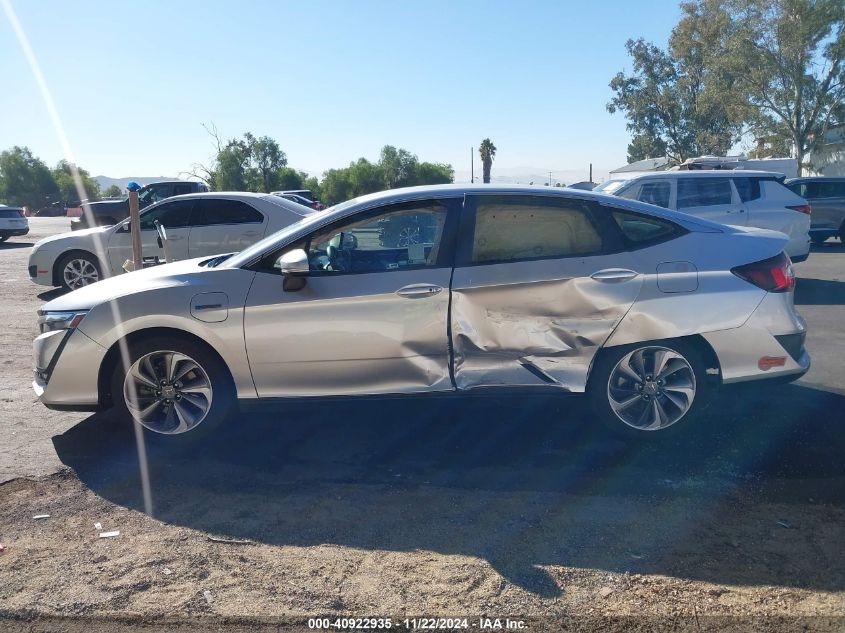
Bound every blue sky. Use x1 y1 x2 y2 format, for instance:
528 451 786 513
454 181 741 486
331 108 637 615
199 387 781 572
0 0 682 182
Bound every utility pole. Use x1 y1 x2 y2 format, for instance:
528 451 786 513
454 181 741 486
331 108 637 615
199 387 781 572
589 162 593 183
471 147 474 183
128 185 142 272
548 171 553 186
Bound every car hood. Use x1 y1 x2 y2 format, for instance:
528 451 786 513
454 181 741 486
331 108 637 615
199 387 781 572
42 257 210 312
33 225 113 250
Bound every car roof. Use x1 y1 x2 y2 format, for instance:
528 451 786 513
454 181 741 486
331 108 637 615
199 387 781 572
605 170 785 182
786 176 845 183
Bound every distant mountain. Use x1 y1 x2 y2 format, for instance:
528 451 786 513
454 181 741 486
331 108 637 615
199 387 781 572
94 176 182 192
452 166 611 186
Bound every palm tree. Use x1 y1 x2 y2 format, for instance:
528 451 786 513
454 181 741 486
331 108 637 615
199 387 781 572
478 138 496 184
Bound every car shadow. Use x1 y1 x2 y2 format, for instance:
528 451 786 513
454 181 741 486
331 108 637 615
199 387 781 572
0 241 34 249
37 288 67 301
794 277 845 305
54 383 845 596
809 240 844 253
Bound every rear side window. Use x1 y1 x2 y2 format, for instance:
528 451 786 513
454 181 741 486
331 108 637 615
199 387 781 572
139 199 194 230
470 196 602 263
807 181 845 198
611 210 682 246
192 199 263 225
172 183 194 196
677 177 732 208
733 178 761 202
636 181 670 208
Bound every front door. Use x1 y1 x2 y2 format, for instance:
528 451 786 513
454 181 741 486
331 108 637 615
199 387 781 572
450 194 643 392
243 198 460 397
106 199 193 274
675 176 747 226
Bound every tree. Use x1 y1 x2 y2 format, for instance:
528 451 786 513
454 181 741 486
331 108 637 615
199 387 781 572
607 37 743 164
715 0 845 174
52 160 100 204
103 184 123 198
249 135 287 192
348 158 384 195
319 168 354 205
0 146 59 209
415 161 454 185
479 139 496 183
275 167 305 191
379 146 419 188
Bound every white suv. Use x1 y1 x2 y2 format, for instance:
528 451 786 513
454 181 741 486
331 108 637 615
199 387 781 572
0 205 30 242
595 171 811 262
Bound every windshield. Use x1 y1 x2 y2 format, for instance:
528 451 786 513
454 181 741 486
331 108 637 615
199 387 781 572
593 179 629 194
224 196 363 267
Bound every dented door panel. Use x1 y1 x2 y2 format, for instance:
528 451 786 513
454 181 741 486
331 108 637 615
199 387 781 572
451 255 643 392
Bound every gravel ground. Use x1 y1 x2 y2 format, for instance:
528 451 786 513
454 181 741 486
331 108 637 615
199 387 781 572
1 219 844 630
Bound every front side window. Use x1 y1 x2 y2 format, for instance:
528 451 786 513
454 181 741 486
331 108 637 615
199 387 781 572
192 199 264 226
139 199 194 230
303 201 450 274
470 196 602 264
139 184 171 206
677 177 733 208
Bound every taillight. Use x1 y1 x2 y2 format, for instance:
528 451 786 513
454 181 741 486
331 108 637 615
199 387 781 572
731 252 795 292
786 204 812 215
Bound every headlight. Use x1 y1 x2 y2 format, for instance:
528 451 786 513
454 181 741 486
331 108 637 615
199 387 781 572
38 311 88 334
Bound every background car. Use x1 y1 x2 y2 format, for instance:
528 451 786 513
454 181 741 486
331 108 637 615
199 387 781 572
785 177 845 244
272 192 323 211
29 192 310 291
595 170 812 261
71 180 209 231
0 205 29 242
32 185 808 440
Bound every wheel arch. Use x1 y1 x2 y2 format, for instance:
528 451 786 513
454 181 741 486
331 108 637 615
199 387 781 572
97 326 234 409
53 249 105 287
593 333 721 384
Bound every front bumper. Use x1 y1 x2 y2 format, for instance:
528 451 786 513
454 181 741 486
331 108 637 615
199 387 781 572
33 328 106 410
28 249 56 286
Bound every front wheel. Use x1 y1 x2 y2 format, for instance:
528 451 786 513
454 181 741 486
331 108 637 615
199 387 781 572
56 251 101 291
110 336 235 440
588 341 709 436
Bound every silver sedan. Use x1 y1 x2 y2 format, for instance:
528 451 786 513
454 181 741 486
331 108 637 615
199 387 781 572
33 185 810 437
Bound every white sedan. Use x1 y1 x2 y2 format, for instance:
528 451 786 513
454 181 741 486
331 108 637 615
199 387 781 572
28 192 312 290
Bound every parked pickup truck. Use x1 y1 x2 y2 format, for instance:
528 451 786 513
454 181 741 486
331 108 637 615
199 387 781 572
71 180 208 230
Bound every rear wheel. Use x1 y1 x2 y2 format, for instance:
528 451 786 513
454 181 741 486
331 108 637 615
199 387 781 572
588 340 709 436
110 336 235 440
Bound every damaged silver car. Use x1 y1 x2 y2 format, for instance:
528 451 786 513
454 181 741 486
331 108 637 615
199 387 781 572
33 185 809 436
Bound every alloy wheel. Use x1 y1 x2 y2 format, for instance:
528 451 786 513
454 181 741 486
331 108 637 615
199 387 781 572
397 225 421 247
607 346 696 431
62 258 99 289
123 350 213 434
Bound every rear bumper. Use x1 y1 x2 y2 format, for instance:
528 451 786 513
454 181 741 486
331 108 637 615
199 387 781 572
0 227 29 237
702 291 810 384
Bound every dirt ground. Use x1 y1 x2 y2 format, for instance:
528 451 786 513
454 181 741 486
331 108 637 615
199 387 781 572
1 219 844 631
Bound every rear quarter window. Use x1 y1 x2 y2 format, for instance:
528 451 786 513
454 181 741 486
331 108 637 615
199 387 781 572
611 209 685 248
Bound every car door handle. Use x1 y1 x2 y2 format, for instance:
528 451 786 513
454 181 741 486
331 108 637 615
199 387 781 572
243 230 262 236
396 283 443 298
166 235 184 241
590 268 639 283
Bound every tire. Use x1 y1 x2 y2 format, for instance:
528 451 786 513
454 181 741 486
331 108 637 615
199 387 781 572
56 251 102 291
839 224 845 244
110 335 235 441
587 339 710 437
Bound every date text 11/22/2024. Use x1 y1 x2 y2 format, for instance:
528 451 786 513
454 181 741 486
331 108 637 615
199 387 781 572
307 617 528 630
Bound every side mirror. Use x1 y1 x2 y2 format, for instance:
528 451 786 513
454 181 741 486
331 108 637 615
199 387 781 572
154 219 168 243
278 248 309 291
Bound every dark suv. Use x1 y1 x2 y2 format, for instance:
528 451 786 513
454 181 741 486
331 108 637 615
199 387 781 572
786 177 845 244
71 180 208 230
